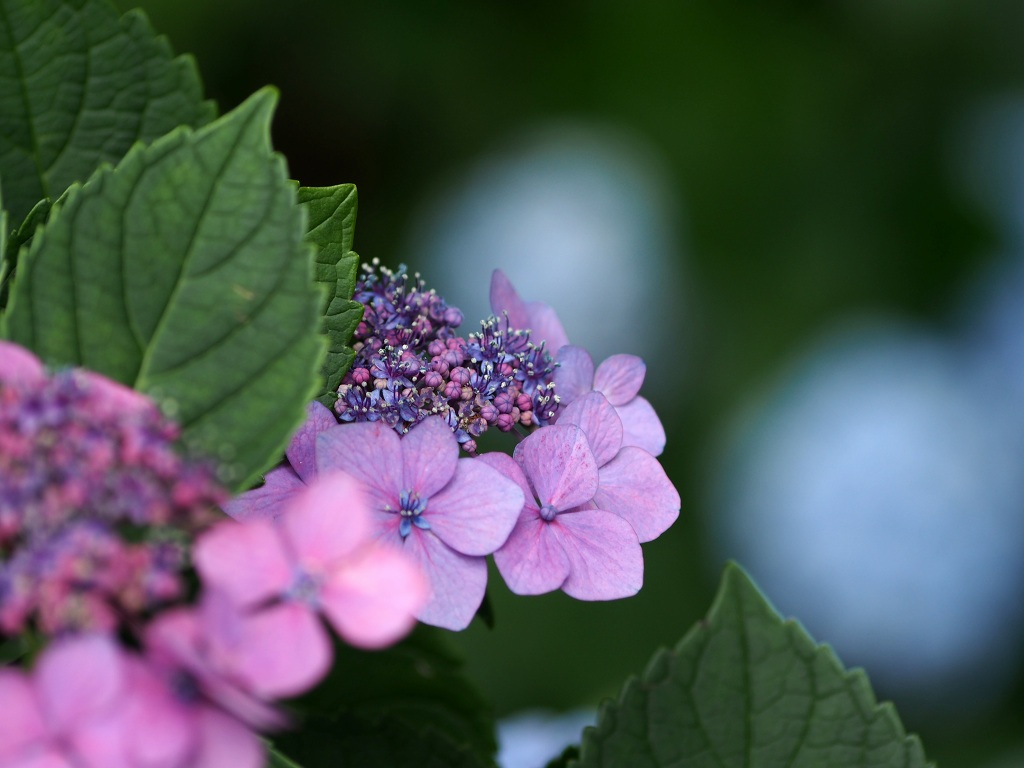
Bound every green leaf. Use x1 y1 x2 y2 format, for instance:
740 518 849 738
265 746 305 768
1 197 52 311
285 625 498 767
297 183 363 403
0 0 215 223
573 563 931 768
3 88 324 491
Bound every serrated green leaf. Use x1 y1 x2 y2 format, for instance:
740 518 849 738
0 0 215 223
274 712 491 768
297 184 363 403
289 625 498 766
1 197 52 311
573 563 931 768
3 88 324 491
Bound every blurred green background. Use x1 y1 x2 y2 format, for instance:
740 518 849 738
121 1 1024 764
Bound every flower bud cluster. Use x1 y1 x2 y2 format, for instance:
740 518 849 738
336 261 561 452
0 363 225 635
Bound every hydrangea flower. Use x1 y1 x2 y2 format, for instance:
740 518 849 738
196 472 427 651
556 392 678 542
481 425 643 600
0 341 226 636
316 415 524 630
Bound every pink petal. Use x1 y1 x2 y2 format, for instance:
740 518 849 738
191 707 264 768
117 658 196 768
525 301 570 353
285 401 338 483
193 521 292 608
426 459 524 556
595 447 680 543
0 671 46 757
316 421 402 507
594 354 646 406
489 269 531 330
517 425 598 511
228 603 331 699
557 392 623 467
0 341 44 386
399 530 487 631
553 345 595 406
10 751 73 768
36 635 123 733
320 545 427 648
77 371 154 418
280 472 370 570
222 466 305 522
616 396 666 457
493 512 571 595
477 452 536 505
553 509 643 600
401 416 459 498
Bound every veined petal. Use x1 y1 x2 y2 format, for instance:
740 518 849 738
595 447 680 543
493 511 570 595
280 472 370 569
558 392 623 467
193 520 292 608
526 301 570 353
316 422 402 506
553 346 594 405
518 425 598 511
0 672 46 758
400 530 487 631
36 635 123 734
0 341 44 386
616 396 666 457
594 354 646 406
320 545 426 648
285 401 338 483
477 452 536 507
552 509 643 600
489 269 531 331
427 459 524 556
222 466 304 522
401 416 459 498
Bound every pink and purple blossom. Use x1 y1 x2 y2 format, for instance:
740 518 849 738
481 425 643 600
316 415 524 630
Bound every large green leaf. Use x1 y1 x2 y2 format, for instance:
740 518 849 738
3 88 324 491
280 625 498 767
0 0 214 223
0 198 52 311
572 563 930 768
297 184 362 402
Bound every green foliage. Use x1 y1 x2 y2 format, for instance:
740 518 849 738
0 0 214 224
275 625 499 768
2 89 324 491
571 563 931 768
0 198 52 311
297 184 363 403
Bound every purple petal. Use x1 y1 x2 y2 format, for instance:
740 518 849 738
228 603 331 699
552 509 643 600
114 658 196 768
557 392 623 467
426 458 524 556
553 346 595 406
525 301 570 353
493 511 571 595
595 447 680 543
518 425 598 511
36 635 123 733
285 401 338 483
593 354 646 406
477 452 536 507
0 672 46 757
321 545 427 648
0 341 44 386
616 396 666 457
191 707 264 768
222 466 305 522
193 521 292 608
401 416 459 498
489 269 531 330
316 421 402 507
399 531 487 631
280 472 370 569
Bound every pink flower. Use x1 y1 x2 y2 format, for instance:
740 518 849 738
0 634 129 768
481 425 643 600
316 415 524 630
489 269 570 353
557 392 679 543
554 346 666 457
196 471 427 651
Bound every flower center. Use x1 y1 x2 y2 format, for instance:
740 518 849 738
286 569 320 605
398 489 430 538
539 503 558 522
